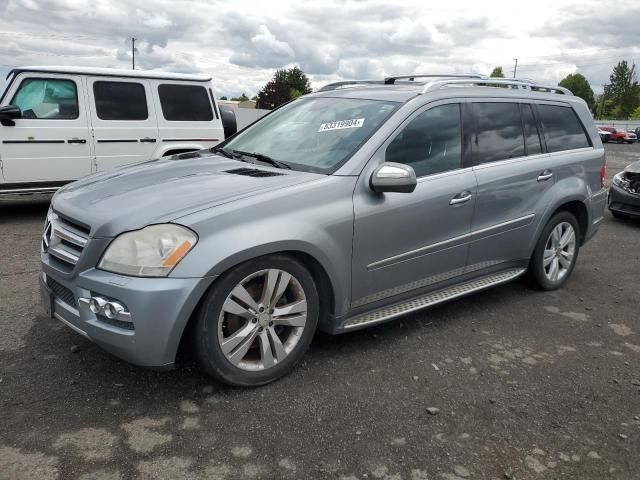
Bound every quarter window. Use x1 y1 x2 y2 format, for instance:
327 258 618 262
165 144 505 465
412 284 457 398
521 104 542 155
11 78 78 120
386 103 462 177
537 104 591 152
472 102 525 164
158 84 213 121
93 81 148 121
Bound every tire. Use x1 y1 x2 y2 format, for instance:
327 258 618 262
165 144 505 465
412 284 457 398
528 211 580 291
194 255 319 386
617 137 623 144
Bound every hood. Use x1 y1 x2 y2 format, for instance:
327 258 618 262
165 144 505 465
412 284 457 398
52 153 323 237
625 160 640 174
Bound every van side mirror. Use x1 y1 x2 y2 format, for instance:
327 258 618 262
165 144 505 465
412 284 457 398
0 105 21 126
370 162 417 193
219 106 238 139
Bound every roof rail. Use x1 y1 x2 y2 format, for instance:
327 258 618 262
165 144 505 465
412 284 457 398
317 80 384 92
384 73 487 85
422 78 573 95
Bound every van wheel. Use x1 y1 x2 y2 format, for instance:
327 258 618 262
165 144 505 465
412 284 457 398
529 212 580 291
194 255 319 386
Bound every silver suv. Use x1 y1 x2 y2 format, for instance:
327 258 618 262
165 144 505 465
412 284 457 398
40 74 607 386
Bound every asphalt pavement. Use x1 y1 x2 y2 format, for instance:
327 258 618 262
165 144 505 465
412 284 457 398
1 143 639 480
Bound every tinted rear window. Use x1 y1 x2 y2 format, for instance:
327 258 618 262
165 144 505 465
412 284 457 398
537 104 591 152
473 102 525 163
93 81 148 120
158 84 213 121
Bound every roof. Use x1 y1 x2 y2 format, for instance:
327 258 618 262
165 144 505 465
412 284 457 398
308 84 423 103
6 66 211 82
312 75 575 104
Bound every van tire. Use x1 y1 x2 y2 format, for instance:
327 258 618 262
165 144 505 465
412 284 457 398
194 255 319 387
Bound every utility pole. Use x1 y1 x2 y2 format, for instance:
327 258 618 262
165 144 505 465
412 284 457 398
513 58 518 78
131 38 136 70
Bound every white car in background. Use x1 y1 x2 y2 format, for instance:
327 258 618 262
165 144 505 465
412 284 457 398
0 66 237 195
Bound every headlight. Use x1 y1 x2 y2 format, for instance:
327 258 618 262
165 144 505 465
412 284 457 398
98 224 198 277
613 172 630 191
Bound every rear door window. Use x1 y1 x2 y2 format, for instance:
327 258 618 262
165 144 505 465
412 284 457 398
93 81 148 120
11 78 78 119
521 104 542 155
472 102 525 163
537 104 591 152
158 84 213 121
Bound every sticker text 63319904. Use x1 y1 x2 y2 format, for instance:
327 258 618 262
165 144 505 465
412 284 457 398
318 118 365 132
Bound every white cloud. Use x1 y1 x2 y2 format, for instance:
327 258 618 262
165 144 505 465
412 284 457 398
0 0 638 97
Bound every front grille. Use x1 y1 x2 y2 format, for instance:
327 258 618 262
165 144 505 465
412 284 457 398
224 167 285 178
43 213 89 270
46 276 77 308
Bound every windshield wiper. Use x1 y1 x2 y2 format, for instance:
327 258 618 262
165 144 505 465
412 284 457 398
210 146 243 160
231 150 292 170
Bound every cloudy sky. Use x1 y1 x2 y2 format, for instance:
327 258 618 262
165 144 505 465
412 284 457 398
0 0 638 97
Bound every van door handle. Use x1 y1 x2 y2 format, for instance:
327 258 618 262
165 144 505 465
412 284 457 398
537 170 553 182
450 191 473 206
140 137 157 143
67 138 87 144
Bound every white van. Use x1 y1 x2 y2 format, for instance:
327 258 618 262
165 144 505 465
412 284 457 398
0 66 237 195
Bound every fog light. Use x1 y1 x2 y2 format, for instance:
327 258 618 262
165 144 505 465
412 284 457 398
89 297 107 314
104 302 124 320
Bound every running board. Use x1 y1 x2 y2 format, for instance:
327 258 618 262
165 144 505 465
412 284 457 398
342 268 526 330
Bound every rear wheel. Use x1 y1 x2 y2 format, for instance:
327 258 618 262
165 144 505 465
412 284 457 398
529 212 580 290
194 255 319 386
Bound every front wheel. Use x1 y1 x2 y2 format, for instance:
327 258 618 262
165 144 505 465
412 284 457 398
529 212 580 290
194 255 319 386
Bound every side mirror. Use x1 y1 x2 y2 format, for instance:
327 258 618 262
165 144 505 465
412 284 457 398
219 106 238 139
370 162 417 193
0 105 21 126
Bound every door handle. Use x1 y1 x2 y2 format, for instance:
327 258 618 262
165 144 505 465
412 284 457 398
140 137 157 143
450 191 473 206
537 170 553 182
67 138 87 144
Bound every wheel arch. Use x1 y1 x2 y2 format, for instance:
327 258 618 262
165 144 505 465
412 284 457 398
175 248 340 363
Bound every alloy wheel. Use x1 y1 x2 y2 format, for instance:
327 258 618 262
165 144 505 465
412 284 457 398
217 269 308 371
543 222 576 282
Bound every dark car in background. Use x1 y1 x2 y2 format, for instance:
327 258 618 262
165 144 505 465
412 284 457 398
609 161 640 218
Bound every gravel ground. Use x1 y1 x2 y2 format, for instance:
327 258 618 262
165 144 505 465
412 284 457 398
1 143 639 480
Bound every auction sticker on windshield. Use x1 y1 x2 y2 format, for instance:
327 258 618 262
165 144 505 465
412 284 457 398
318 118 365 132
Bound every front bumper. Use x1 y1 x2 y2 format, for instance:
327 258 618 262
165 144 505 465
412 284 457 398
40 264 215 368
608 183 640 217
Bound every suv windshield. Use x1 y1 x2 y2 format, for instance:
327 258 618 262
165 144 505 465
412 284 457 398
222 97 398 173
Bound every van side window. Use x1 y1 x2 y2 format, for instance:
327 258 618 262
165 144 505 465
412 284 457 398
385 104 462 177
158 84 213 121
93 81 148 121
472 102 525 163
521 104 542 155
537 104 591 152
10 78 78 120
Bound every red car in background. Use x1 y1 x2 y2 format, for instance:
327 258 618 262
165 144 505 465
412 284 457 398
598 126 637 144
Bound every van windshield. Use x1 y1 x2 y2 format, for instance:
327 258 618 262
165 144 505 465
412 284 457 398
221 97 398 173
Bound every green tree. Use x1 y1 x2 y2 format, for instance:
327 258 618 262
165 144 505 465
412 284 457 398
256 66 312 110
219 96 228 100
558 73 595 111
604 60 640 119
628 105 640 120
490 67 505 78
230 93 250 102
